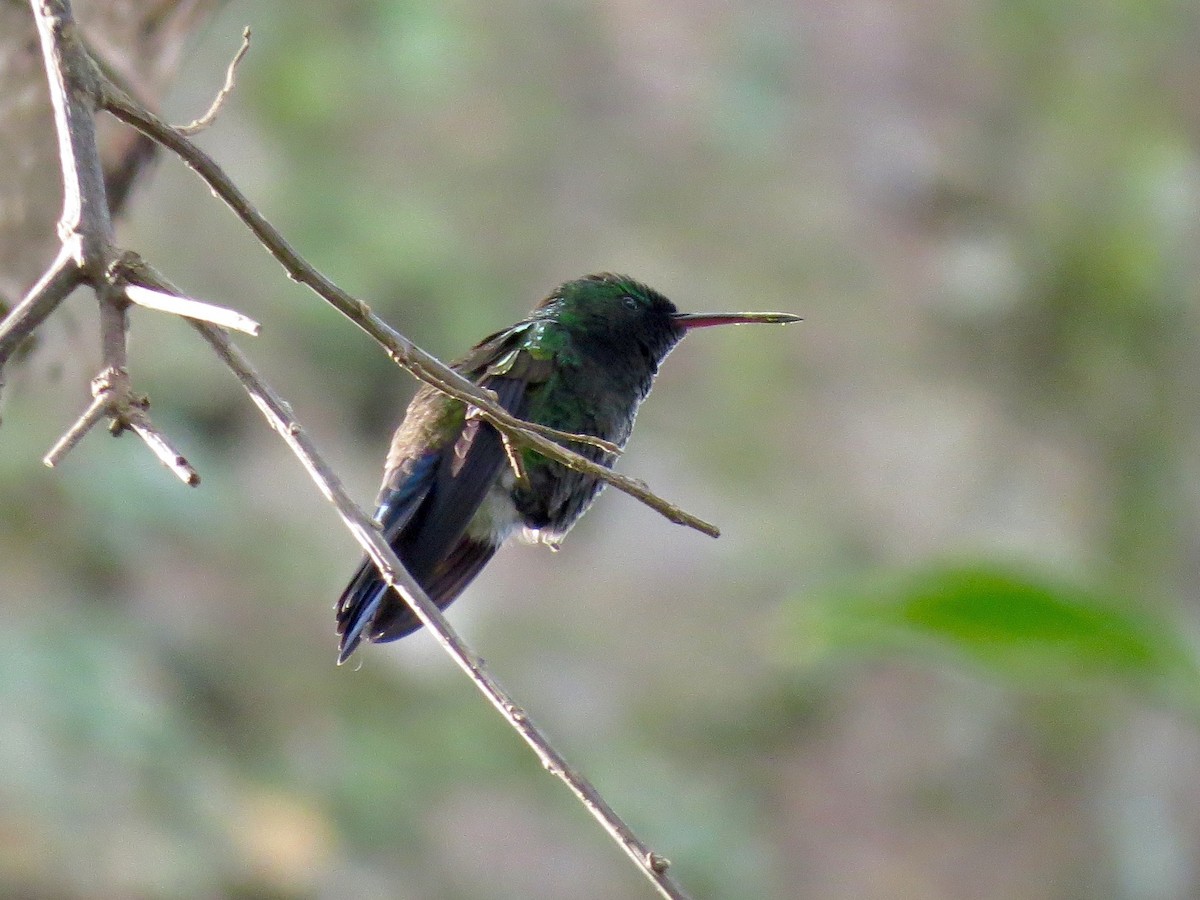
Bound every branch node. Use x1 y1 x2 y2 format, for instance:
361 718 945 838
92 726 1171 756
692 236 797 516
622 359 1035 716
90 365 123 397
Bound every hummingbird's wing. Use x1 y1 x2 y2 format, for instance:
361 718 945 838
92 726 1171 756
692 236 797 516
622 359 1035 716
336 322 556 662
375 321 555 582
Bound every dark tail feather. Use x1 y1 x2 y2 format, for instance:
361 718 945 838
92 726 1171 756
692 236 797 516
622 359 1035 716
336 535 499 664
336 454 438 664
336 376 528 663
336 574 389 665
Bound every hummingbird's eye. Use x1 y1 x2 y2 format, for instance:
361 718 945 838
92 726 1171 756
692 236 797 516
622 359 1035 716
622 295 639 310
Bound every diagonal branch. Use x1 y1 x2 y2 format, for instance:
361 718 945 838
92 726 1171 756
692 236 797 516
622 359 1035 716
97 84 721 538
123 283 262 335
190 314 691 900
123 408 201 485
0 242 81 368
42 390 107 466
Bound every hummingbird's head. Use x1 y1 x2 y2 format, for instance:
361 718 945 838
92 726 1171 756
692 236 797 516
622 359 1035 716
541 273 802 367
541 273 688 368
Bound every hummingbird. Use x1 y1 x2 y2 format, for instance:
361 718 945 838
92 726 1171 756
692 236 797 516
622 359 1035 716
336 273 799 662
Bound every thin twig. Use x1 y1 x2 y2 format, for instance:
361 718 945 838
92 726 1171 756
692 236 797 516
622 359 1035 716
113 88 628 467
43 391 107 466
125 409 201 485
191 317 690 900
177 25 251 135
124 283 261 335
504 417 620 454
98 86 721 537
0 242 82 367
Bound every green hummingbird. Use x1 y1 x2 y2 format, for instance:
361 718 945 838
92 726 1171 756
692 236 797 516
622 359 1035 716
336 273 799 662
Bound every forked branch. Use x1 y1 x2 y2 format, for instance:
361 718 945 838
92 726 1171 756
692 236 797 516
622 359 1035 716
5 0 199 482
5 4 701 896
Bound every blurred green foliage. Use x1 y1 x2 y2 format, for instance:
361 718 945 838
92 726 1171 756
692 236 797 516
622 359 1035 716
785 565 1200 712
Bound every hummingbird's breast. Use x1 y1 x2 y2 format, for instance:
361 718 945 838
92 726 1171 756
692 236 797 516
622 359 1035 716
509 351 651 540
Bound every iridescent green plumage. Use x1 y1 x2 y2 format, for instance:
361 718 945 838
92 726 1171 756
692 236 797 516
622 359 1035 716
336 273 799 662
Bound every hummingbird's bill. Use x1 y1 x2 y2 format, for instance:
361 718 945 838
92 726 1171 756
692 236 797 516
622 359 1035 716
672 311 802 329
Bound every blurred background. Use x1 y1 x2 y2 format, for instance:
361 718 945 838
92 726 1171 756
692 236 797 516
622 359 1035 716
4 0 1200 897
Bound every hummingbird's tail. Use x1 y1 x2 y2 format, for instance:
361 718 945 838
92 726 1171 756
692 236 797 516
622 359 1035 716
335 417 514 663
336 375 528 664
335 534 499 664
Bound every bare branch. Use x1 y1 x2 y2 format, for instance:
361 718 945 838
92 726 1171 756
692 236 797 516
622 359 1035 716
177 25 251 135
97 86 721 538
124 408 201 486
510 417 622 455
98 279 127 370
190 317 690 900
31 0 112 269
0 242 82 367
102 85 622 461
17 0 197 486
42 390 107 467
41 362 200 485
124 283 261 335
